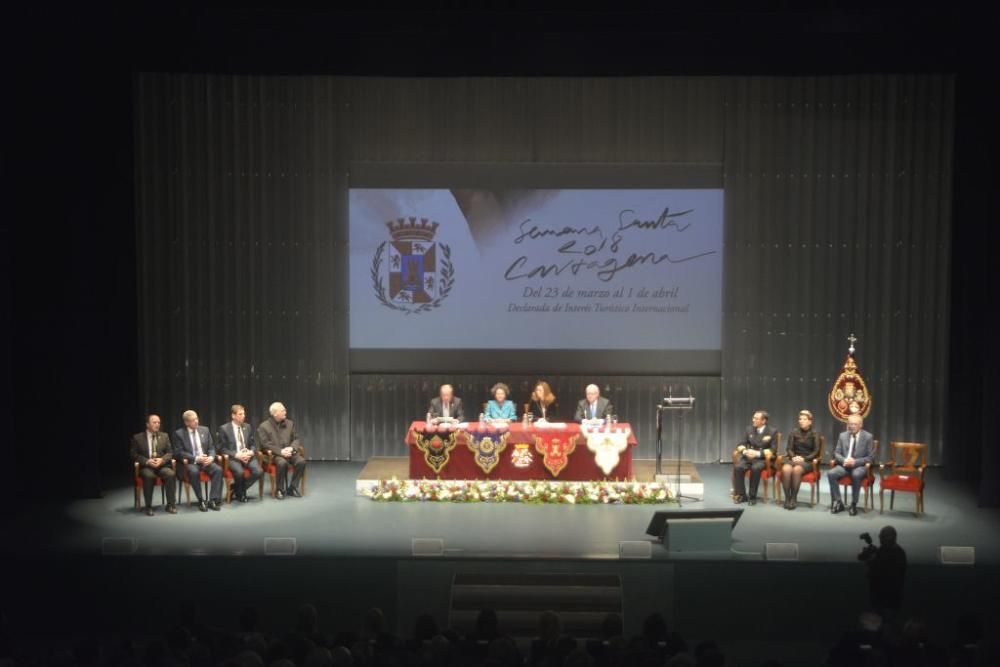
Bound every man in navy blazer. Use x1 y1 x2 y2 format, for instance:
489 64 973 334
172 409 224 512
828 414 876 515
217 404 263 503
733 410 778 505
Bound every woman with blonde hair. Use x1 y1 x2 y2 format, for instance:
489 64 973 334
526 381 558 422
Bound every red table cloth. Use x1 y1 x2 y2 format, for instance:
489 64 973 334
405 421 637 481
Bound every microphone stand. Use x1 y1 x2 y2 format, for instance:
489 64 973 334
655 404 664 476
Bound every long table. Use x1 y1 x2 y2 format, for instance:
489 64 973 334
405 421 638 481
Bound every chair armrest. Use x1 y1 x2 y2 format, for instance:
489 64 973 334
133 461 139 477
918 464 928 480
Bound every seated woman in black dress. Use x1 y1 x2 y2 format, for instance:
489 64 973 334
526 381 559 423
781 409 822 509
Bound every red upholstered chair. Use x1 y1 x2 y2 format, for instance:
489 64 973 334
265 447 307 498
730 432 780 501
829 439 879 511
879 442 928 515
223 452 265 503
179 455 225 506
773 434 825 507
133 460 176 511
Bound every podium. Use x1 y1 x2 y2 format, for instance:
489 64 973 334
655 395 699 505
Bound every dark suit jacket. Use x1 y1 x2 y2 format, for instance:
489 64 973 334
172 426 216 463
834 429 875 467
428 396 465 421
256 417 302 458
738 424 777 454
575 397 613 422
131 431 173 467
217 421 256 457
527 399 559 421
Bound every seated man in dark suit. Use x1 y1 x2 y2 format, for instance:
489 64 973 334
828 414 876 515
257 401 307 500
574 384 614 422
733 410 776 505
427 384 465 423
217 404 263 503
130 414 177 515
172 409 224 512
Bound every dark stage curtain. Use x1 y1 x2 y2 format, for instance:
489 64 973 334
134 74 953 465
721 75 954 461
949 73 999 506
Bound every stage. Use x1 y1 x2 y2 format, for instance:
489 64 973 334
4 461 1000 667
16 461 998 564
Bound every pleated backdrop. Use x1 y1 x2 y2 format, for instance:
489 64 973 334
134 74 952 463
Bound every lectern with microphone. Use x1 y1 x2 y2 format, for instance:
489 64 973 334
655 393 699 506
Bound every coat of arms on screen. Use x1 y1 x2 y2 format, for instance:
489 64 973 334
371 217 454 314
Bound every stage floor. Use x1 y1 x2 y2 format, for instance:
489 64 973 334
13 462 999 564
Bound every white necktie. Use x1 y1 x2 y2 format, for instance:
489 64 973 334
443 402 449 418
591 403 596 418
148 433 154 458
192 429 203 457
848 434 856 459
237 426 245 450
